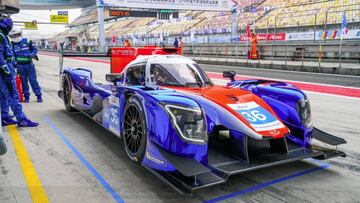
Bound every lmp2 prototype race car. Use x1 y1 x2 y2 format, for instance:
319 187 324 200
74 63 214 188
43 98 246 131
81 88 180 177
58 47 346 194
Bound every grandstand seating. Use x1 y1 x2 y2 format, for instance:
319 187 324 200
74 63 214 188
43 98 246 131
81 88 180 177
105 18 137 36
256 0 360 28
122 18 157 36
151 19 204 36
59 0 360 41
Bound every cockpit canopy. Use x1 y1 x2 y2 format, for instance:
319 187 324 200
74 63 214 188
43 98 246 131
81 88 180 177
150 63 213 87
116 55 213 88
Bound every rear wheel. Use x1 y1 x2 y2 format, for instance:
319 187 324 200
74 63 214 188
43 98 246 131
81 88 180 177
63 74 77 112
123 96 147 164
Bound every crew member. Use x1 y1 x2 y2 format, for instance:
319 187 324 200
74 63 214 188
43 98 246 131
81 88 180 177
123 39 131 47
9 27 43 103
173 37 179 48
178 37 184 55
0 15 39 127
250 33 258 60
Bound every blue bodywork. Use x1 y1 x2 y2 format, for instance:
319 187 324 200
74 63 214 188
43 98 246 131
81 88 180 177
228 80 312 147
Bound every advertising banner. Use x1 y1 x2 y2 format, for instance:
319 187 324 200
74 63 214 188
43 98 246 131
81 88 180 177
24 21 38 30
58 11 69 15
240 30 360 42
319 29 360 40
286 32 316 41
240 33 286 41
286 29 360 41
109 9 158 17
100 0 234 11
50 14 69 24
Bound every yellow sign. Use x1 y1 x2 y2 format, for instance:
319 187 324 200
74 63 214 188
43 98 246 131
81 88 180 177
50 15 68 24
24 21 38 30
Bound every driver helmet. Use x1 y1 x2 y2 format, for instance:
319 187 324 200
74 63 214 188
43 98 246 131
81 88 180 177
133 68 143 79
9 27 22 43
133 68 145 85
0 14 13 35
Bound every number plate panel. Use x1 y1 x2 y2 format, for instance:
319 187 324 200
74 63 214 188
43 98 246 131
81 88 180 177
228 102 285 132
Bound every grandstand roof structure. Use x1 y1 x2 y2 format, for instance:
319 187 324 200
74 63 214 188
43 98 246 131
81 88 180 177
19 0 94 9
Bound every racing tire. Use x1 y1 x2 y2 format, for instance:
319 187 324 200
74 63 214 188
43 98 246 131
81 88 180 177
63 74 77 112
123 96 147 164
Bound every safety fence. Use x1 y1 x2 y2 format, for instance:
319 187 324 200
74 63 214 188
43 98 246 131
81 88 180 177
185 40 360 61
182 40 360 75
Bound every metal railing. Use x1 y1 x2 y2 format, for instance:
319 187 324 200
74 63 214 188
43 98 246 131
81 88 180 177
183 40 360 74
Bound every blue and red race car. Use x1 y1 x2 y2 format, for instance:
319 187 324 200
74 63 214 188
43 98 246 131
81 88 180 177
58 47 346 194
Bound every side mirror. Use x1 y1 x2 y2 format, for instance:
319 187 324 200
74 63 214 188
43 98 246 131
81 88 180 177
106 73 123 85
223 70 236 82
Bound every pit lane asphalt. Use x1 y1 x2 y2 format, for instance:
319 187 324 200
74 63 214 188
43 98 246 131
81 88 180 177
0 53 359 203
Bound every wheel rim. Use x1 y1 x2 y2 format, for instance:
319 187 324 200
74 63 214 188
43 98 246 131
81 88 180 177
124 105 145 155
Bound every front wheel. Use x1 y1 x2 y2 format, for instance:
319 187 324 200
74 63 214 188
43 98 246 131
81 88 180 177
123 96 147 164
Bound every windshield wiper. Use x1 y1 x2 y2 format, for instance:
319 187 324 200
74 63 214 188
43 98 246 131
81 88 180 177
203 81 213 86
163 82 186 87
185 82 202 87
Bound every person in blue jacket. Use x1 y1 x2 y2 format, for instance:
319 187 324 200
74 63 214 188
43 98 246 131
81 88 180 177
9 27 42 103
0 14 38 127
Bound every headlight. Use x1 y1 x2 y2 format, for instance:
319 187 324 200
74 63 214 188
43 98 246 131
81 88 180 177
296 98 312 128
164 104 207 144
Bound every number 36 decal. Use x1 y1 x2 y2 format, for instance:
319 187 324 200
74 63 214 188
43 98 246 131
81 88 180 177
228 102 285 131
240 110 267 122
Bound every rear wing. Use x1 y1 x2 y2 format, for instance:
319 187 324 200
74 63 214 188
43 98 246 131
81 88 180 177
59 46 180 75
111 46 180 73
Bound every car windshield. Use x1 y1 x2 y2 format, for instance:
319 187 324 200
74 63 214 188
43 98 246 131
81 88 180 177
150 63 213 87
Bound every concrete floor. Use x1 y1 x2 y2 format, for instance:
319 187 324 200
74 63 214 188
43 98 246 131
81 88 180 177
0 53 359 203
